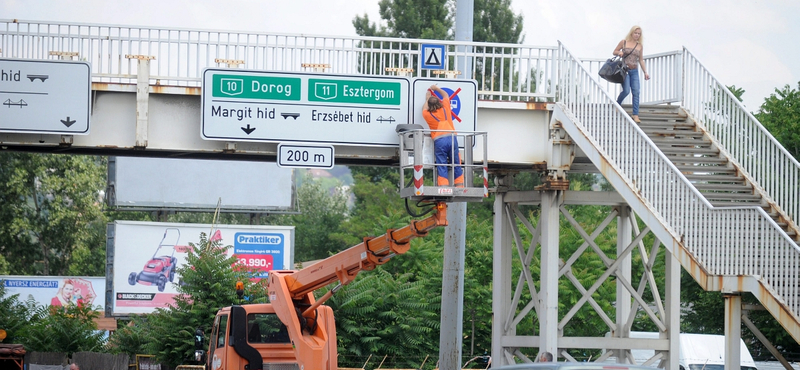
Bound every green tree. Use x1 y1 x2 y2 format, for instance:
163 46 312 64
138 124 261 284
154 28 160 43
0 153 107 276
756 82 800 160
472 0 523 43
329 270 440 368
0 282 34 343
275 174 349 262
18 302 105 354
353 0 452 39
130 232 267 367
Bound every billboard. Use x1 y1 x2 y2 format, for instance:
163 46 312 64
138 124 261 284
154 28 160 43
109 220 294 315
107 157 296 212
1 276 106 309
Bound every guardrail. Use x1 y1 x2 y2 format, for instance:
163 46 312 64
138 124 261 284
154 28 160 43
556 41 800 317
681 47 800 234
580 50 682 105
0 19 557 101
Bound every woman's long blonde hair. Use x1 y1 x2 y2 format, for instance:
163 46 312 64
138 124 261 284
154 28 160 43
624 25 644 44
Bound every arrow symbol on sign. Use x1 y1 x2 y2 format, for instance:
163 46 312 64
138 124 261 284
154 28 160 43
61 117 76 127
241 124 256 135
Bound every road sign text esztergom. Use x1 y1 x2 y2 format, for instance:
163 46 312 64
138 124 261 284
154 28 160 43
202 69 410 145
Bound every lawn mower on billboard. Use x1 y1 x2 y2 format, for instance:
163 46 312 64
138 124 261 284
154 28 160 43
128 228 190 292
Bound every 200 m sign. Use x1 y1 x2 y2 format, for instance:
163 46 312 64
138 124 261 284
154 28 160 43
277 143 334 169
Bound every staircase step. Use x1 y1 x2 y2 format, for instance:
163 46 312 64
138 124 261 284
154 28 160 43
667 157 728 165
643 130 705 138
621 104 688 117
694 183 753 191
658 147 720 155
651 138 712 146
685 174 744 182
702 192 762 200
637 118 691 125
677 166 737 174
709 200 765 207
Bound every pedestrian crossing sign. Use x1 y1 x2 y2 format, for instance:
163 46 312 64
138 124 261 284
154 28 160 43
421 44 446 70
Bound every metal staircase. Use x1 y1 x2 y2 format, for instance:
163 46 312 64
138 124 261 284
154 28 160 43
554 42 800 342
630 104 798 241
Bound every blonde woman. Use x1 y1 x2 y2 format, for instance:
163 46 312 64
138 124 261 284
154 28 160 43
612 25 650 123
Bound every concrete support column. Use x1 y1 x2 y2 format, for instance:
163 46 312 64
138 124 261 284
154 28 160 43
539 190 560 359
724 294 742 370
439 201 467 370
665 249 681 370
491 175 513 366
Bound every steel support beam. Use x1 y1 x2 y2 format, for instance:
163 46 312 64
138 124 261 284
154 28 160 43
615 206 633 362
539 190 560 359
724 294 742 370
492 175 514 367
665 250 681 370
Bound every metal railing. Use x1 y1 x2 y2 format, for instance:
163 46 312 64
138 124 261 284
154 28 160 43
682 47 800 234
0 19 557 101
556 42 800 317
580 50 683 105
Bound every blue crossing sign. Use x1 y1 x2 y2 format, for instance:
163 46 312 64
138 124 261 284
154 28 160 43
421 44 446 70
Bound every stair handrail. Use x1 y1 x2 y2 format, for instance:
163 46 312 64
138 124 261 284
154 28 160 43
681 47 800 230
555 41 800 317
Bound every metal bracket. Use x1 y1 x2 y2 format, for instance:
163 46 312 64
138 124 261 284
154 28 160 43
385 67 414 76
301 63 330 73
215 58 245 68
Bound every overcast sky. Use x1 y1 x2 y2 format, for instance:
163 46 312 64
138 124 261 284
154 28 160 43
3 0 797 110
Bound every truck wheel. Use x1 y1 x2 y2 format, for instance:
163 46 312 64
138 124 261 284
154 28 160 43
157 276 167 292
128 272 137 285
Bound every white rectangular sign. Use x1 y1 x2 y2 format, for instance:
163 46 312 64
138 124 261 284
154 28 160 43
110 221 294 315
412 78 478 134
278 143 334 169
0 59 91 134
201 69 410 145
2 275 105 310
109 157 295 212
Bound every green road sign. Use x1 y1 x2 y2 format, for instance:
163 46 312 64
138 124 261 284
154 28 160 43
308 78 402 105
212 74 301 100
202 69 411 145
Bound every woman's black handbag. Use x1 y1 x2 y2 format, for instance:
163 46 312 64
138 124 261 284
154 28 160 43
599 56 628 84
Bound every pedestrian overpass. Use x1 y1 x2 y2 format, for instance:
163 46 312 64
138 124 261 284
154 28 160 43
1 20 798 370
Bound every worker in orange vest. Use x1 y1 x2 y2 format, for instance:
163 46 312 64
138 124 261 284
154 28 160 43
422 84 464 187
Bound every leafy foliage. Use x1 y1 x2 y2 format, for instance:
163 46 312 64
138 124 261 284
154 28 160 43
0 153 106 276
128 232 268 367
0 282 34 343
328 270 440 368
274 174 349 262
756 82 800 160
353 0 452 40
18 302 105 354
